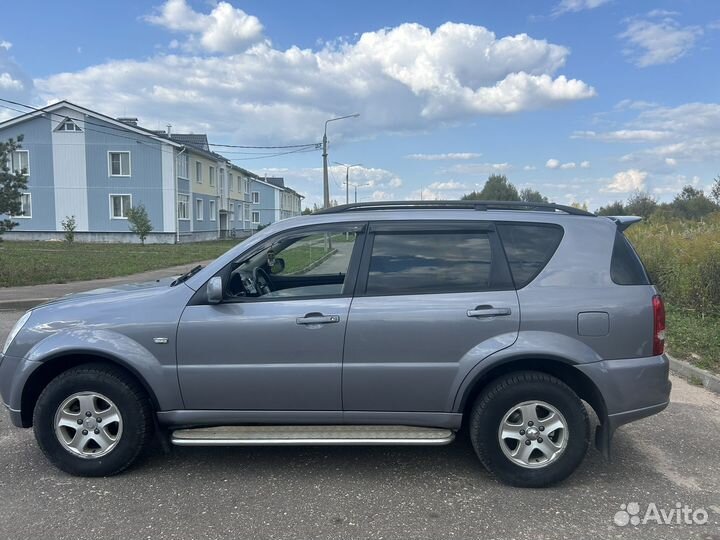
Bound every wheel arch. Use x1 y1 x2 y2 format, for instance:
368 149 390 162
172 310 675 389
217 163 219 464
455 355 608 429
20 352 161 428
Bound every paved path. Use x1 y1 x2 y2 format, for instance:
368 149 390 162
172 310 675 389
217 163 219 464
0 309 718 538
0 260 214 311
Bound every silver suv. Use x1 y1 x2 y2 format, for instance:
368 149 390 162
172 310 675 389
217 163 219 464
0 201 671 487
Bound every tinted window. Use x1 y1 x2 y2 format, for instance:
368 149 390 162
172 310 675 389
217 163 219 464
366 232 492 295
497 224 563 288
611 231 650 285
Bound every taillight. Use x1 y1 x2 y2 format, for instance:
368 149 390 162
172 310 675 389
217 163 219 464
652 295 665 355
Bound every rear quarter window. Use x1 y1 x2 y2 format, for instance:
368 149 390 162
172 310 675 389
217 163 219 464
497 223 564 288
610 231 651 285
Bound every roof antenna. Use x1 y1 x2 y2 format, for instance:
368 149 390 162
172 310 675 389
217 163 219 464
166 124 172 136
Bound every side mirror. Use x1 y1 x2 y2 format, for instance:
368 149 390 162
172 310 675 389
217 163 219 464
270 257 285 274
207 276 223 304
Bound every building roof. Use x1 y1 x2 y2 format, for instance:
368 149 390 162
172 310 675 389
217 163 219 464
0 100 183 147
168 133 210 152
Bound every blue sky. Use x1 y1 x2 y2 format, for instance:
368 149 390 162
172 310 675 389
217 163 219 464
1 0 719 209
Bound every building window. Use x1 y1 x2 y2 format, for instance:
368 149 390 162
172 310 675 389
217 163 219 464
177 153 189 179
196 161 203 183
244 204 250 221
195 198 204 221
177 194 189 220
252 191 259 204
110 194 132 219
252 211 260 224
12 192 32 218
56 118 82 132
244 178 250 195
228 173 234 192
209 166 216 187
7 150 29 175
229 203 234 222
108 152 131 177
237 203 243 222
209 199 216 221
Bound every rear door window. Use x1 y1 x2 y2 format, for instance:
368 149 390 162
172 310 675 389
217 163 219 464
364 229 500 295
497 223 564 288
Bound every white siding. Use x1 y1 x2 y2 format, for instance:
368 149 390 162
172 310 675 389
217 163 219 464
162 145 176 232
51 107 88 231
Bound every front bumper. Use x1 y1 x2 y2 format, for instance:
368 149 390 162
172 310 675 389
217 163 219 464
575 354 672 458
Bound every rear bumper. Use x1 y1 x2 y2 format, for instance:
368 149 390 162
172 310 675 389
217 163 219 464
575 354 671 458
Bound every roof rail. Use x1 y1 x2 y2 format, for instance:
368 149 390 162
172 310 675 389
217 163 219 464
316 200 595 216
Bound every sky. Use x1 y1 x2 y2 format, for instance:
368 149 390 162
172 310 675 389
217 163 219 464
0 0 719 210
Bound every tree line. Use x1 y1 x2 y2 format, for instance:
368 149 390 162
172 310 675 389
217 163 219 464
461 174 720 220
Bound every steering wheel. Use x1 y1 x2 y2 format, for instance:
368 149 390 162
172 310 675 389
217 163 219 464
253 267 273 296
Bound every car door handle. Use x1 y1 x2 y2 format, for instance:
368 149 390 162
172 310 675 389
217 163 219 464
296 313 341 325
467 305 512 318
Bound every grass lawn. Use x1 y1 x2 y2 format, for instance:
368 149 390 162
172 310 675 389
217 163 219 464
666 306 720 375
0 240 239 287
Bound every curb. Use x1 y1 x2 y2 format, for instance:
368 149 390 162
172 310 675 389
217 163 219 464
668 354 720 395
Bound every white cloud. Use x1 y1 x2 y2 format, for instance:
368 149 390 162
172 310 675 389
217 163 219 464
36 20 595 143
546 158 560 169
665 157 677 166
560 161 576 169
603 169 648 192
572 129 670 142
619 15 702 67
389 177 403 188
0 72 23 90
445 162 511 175
552 0 610 16
647 9 680 18
580 160 591 168
0 41 11 51
523 165 537 171
427 181 467 190
405 152 481 161
144 0 264 53
371 190 393 201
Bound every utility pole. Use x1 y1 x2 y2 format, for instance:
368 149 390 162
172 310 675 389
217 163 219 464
333 162 362 205
322 114 359 209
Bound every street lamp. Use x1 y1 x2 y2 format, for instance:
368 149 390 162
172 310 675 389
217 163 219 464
333 162 363 205
322 114 359 208
352 182 371 203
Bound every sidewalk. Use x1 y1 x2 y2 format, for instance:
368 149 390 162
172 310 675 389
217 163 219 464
0 260 213 311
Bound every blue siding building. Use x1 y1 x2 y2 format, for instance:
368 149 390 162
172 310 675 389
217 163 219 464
0 101 302 243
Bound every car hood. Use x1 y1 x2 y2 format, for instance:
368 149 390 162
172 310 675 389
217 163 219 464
36 276 178 308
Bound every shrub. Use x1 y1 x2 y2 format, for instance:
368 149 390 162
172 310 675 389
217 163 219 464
126 204 153 245
61 215 77 243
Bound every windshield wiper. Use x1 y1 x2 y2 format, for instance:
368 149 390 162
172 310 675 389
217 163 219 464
171 265 203 286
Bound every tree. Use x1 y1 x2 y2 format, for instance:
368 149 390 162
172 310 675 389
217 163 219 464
61 215 77 243
126 204 153 245
596 201 626 216
0 135 29 239
519 188 548 203
625 191 658 218
671 185 718 220
570 201 588 211
711 175 720 205
462 174 520 201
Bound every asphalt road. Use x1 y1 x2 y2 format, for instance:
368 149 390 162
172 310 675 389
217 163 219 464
0 309 718 540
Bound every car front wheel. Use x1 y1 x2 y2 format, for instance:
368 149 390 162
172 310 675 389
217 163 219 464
33 364 153 476
470 371 590 488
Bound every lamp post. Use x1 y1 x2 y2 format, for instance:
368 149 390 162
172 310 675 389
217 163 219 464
353 182 371 203
323 114 359 208
333 162 362 205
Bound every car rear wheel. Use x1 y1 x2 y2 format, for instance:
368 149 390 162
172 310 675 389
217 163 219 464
470 371 590 488
33 364 153 476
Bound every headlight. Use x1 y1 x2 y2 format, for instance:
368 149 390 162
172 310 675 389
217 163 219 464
2 310 32 355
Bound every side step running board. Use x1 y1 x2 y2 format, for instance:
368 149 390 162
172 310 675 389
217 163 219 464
171 425 455 447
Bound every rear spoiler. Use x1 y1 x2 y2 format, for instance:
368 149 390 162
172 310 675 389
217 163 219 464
607 216 642 232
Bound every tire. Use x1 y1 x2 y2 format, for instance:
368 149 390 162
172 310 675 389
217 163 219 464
33 363 153 477
469 371 589 488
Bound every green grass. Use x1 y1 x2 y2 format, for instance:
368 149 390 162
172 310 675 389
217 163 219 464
0 240 239 287
666 307 720 374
